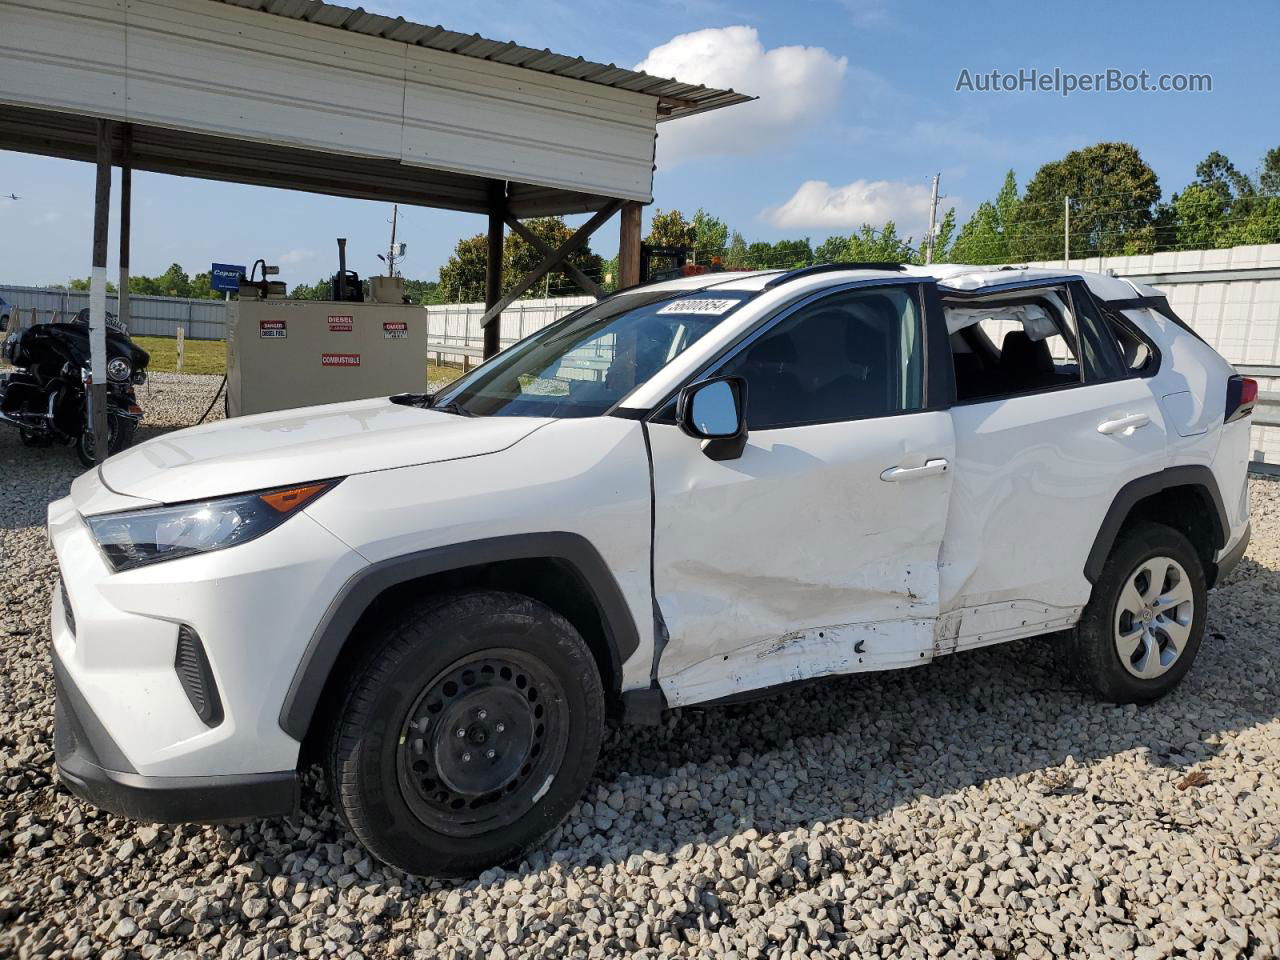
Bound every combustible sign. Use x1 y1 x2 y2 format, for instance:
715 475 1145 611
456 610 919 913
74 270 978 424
327 315 354 332
383 321 408 339
321 353 361 367
259 319 287 338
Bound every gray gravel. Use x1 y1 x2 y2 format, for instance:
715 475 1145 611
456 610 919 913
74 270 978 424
2 374 1279 959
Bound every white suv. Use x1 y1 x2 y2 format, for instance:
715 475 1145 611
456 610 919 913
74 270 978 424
49 263 1254 877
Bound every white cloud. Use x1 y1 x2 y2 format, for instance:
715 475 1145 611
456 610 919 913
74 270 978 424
635 26 847 168
762 178 938 233
276 248 315 267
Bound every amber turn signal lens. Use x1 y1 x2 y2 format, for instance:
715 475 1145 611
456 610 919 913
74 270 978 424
258 483 330 513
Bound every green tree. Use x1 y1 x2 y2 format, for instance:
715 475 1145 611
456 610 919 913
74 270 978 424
724 231 750 268
289 277 333 300
815 223 914 263
437 234 490 303
502 217 604 298
645 209 696 248
690 209 729 262
1010 143 1161 259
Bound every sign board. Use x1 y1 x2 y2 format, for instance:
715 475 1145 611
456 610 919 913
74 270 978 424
211 263 247 293
327 315 354 332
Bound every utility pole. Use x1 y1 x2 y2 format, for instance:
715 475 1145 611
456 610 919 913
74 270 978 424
386 204 399 277
925 173 940 264
1063 196 1071 265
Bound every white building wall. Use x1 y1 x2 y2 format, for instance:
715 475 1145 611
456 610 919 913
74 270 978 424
0 0 659 202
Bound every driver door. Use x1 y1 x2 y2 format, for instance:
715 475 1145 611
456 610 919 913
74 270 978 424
646 282 955 707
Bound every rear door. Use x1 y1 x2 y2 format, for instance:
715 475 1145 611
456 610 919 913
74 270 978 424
937 278 1169 647
646 280 956 707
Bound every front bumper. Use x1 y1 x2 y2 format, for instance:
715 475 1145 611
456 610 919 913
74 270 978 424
53 647 298 823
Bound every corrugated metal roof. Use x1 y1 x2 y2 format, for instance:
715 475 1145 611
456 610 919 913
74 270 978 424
212 0 754 120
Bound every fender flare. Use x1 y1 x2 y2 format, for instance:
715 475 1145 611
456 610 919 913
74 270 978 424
278 532 640 741
1084 465 1229 584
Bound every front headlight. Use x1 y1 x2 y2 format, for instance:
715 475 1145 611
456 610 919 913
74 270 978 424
107 357 131 382
85 480 339 572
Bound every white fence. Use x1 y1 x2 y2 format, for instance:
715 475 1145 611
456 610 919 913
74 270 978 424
424 296 593 361
0 285 228 340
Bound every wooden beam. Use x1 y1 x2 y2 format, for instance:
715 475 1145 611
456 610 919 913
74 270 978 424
618 201 643 289
504 214 606 299
480 200 623 330
484 180 506 358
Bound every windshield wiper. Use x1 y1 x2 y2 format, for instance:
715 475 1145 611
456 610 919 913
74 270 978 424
430 398 473 417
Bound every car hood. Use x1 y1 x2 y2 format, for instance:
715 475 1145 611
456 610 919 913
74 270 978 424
98 397 550 506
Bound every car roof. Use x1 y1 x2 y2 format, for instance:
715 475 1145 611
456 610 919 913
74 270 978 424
622 263 1140 301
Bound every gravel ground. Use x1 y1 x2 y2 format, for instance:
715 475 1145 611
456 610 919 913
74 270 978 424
2 373 1279 959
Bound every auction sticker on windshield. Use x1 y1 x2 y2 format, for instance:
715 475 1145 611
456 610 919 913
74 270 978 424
656 298 740 316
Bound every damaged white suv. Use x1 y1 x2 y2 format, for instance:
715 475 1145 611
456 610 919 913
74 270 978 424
50 263 1254 877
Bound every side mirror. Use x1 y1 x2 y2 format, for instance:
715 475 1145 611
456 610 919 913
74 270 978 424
676 376 748 460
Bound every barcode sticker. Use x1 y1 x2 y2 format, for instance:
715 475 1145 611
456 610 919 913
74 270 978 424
656 298 739 316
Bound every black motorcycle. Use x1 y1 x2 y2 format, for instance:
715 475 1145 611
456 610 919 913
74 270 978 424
1 309 149 466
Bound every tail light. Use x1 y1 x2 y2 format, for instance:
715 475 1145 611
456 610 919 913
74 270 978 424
1225 375 1257 423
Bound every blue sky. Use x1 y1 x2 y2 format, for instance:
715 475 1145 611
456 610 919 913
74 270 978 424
1 0 1275 290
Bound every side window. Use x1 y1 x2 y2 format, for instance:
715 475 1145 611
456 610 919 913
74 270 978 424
1101 309 1158 375
716 286 925 430
1068 285 1129 382
946 286 1089 402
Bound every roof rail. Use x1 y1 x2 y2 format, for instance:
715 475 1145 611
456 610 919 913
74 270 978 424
763 262 905 289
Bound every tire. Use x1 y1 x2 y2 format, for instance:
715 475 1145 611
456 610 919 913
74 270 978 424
75 414 136 467
327 591 605 878
1068 522 1207 704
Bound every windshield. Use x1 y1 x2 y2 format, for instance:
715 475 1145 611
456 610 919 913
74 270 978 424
432 288 754 418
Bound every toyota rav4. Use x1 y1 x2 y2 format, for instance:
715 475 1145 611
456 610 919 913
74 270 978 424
49 263 1254 876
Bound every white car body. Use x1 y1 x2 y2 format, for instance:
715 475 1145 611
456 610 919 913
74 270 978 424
49 264 1252 824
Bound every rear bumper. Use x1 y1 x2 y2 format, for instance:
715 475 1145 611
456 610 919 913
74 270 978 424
1213 521 1250 586
53 649 297 824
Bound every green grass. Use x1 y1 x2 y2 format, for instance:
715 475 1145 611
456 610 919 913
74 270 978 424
133 335 226 376
134 336 469 388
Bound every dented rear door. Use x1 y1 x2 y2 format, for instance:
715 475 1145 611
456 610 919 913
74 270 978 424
646 280 955 707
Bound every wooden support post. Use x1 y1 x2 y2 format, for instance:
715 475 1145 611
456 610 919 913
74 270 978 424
483 180 506 359
89 119 112 464
176 326 186 373
479 200 623 330
118 124 132 333
504 214 606 299
618 201 642 289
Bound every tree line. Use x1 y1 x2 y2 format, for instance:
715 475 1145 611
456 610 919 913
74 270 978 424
53 142 1280 306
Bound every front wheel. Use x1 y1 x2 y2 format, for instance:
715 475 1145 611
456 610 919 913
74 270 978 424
328 591 604 878
1068 522 1207 703
76 414 137 467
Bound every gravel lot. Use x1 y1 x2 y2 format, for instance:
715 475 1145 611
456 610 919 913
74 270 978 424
2 373 1279 959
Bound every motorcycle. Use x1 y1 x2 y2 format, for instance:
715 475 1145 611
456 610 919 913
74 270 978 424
1 308 149 467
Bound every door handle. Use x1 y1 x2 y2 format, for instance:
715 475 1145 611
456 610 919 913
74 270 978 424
1097 413 1151 436
880 458 949 482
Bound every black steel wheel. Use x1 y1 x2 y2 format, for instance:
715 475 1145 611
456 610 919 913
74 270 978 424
395 649 570 837
328 591 604 878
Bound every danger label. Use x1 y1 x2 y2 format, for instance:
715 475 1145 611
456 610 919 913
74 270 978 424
383 321 408 340
327 315 354 332
259 319 287 338
321 353 361 367
657 298 739 316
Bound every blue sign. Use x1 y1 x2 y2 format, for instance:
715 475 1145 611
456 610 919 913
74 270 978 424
211 263 246 293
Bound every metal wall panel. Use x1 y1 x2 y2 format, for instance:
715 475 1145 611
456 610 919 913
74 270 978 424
0 0 659 203
0 0 126 117
402 46 657 201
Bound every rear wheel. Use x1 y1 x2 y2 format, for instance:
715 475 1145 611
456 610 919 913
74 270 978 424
1068 522 1206 703
327 591 604 877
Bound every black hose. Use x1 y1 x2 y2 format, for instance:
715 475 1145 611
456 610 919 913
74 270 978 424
195 375 227 425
